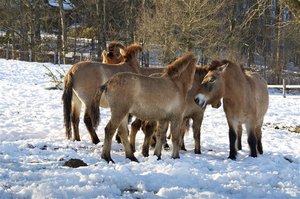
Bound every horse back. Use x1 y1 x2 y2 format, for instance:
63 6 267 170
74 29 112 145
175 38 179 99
105 73 184 120
245 71 269 118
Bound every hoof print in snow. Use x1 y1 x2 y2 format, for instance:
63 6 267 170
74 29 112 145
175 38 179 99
27 144 35 149
63 159 87 168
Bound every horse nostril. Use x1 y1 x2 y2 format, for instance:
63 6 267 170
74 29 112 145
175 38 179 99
194 98 199 104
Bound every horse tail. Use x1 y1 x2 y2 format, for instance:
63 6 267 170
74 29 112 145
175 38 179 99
91 84 107 129
62 71 73 139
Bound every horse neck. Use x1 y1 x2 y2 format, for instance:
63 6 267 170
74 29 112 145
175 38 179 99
189 70 206 96
173 65 195 96
125 58 140 73
223 65 247 100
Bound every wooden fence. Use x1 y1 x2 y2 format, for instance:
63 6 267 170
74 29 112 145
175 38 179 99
268 79 300 97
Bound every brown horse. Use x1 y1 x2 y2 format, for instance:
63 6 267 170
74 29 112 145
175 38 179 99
129 65 222 157
102 41 125 64
194 60 269 160
94 52 197 163
103 47 167 144
62 44 142 144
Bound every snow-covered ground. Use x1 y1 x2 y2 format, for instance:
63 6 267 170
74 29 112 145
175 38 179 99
0 59 299 199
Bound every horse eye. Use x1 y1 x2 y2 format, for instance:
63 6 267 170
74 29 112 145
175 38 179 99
208 77 216 84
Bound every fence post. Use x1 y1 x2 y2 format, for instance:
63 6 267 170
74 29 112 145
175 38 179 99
29 50 32 62
58 52 61 66
6 47 9 60
54 51 57 64
283 79 286 98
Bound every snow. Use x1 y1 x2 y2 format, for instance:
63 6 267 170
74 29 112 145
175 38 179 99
0 59 299 199
48 0 75 10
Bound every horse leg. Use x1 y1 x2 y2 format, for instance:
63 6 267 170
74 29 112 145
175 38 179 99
246 123 257 158
171 117 183 159
255 122 263 154
102 120 117 163
154 120 168 160
237 124 243 150
72 95 82 141
179 118 189 151
117 116 138 162
129 118 142 152
116 114 133 143
141 121 156 157
83 108 100 144
228 124 238 160
192 113 204 154
150 133 156 148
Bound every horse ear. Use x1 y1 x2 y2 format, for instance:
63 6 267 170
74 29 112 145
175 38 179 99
119 48 125 56
219 63 229 73
102 50 108 56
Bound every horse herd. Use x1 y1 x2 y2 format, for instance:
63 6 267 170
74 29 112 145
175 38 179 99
62 42 269 163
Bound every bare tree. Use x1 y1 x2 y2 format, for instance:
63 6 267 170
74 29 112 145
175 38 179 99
137 0 226 64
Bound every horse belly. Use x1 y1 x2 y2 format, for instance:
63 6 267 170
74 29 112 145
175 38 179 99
130 95 181 121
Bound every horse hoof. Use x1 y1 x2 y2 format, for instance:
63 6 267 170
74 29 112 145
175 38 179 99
92 138 100 145
194 149 201 154
228 155 236 160
101 156 115 164
250 154 258 158
172 155 180 159
127 156 139 163
142 151 149 157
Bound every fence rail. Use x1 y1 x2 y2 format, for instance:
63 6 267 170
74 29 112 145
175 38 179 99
268 85 300 89
268 81 300 97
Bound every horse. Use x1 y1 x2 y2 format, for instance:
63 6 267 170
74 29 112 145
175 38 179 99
62 44 142 145
103 46 167 145
94 52 197 163
102 41 125 64
129 65 222 157
194 60 269 160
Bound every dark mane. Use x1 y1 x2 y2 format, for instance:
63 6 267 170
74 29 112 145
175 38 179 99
205 59 245 73
123 44 142 62
195 65 209 76
164 52 195 78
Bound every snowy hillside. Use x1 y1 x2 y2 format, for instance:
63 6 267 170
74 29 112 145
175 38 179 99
0 59 299 199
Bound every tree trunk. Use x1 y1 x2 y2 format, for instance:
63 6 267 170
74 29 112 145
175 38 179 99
58 0 67 64
19 0 28 61
274 3 283 84
96 0 107 58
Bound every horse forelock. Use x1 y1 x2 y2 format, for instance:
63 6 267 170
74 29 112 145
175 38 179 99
124 44 142 62
164 52 195 78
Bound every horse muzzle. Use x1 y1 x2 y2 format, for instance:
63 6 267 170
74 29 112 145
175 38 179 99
194 94 207 108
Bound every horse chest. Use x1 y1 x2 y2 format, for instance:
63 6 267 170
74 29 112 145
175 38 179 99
224 100 251 123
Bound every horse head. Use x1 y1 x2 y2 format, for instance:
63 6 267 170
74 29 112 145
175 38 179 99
123 44 142 71
102 41 125 64
194 60 229 108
